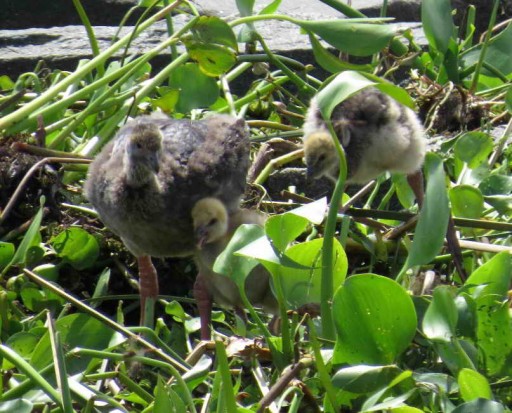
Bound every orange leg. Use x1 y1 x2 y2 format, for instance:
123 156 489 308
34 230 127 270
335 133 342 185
137 255 158 328
194 273 213 340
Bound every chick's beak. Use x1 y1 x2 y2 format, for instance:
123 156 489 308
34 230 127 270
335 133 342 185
149 153 160 174
194 227 208 249
306 163 321 180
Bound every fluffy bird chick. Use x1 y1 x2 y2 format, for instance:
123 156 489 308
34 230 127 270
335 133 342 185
123 122 162 187
85 114 251 327
192 197 277 340
303 87 426 184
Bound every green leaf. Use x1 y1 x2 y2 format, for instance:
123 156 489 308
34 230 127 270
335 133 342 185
0 75 14 90
458 368 492 402
466 252 512 376
392 174 416 209
422 286 458 342
451 399 504 413
333 274 417 365
298 19 397 57
454 132 493 169
51 227 99 270
214 224 265 288
265 214 309 251
1 197 44 276
449 185 484 219
191 16 238 50
279 238 347 308
288 197 327 225
185 42 237 77
30 314 115 374
332 365 402 393
259 0 282 15
153 89 179 113
506 85 512 114
168 63 220 113
484 194 512 215
154 376 173 412
479 174 512 195
421 0 455 54
406 153 449 268
308 33 374 73
32 264 59 282
0 242 15 270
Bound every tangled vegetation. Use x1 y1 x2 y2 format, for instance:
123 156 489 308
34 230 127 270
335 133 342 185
0 0 512 411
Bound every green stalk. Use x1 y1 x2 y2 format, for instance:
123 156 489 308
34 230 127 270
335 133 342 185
321 123 347 340
215 341 238 412
318 0 366 17
470 0 500 92
72 0 104 77
0 344 63 407
0 0 183 132
162 0 179 60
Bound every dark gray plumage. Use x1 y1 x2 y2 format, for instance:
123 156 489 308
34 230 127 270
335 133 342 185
84 114 250 325
303 87 426 184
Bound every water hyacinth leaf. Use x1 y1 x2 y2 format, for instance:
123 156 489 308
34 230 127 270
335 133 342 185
265 214 309 252
0 242 15 270
332 365 402 393
236 0 257 42
454 132 493 169
1 197 45 276
288 197 327 225
190 16 238 50
32 264 59 282
333 274 417 365
185 42 237 77
51 227 99 270
406 153 449 268
479 174 512 195
30 313 115 374
259 0 282 15
169 63 219 113
484 195 512 215
422 0 455 54
461 23 512 80
235 235 280 266
154 376 174 413
458 368 492 402
153 89 179 113
308 33 374 73
422 286 458 342
392 174 415 209
3 332 40 368
506 85 512 113
449 185 484 219
298 19 397 57
466 252 512 376
279 238 347 308
214 224 264 287
451 399 504 413
388 407 424 413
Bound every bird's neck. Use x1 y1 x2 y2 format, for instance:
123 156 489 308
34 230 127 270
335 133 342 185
124 155 156 188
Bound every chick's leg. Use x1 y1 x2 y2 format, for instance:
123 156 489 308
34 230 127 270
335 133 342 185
137 255 159 328
194 273 213 340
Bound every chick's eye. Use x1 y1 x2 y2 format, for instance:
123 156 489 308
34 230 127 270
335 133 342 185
136 142 142 149
208 218 217 226
318 154 326 162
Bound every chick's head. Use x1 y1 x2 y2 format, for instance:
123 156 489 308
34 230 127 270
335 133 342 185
192 198 229 248
303 131 339 180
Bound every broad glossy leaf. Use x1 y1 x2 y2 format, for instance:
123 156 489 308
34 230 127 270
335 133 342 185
333 274 417 365
466 252 512 376
451 399 504 413
454 132 493 169
3 332 39 368
0 242 15 270
51 227 99 270
406 153 449 268
1 197 44 276
332 365 402 393
154 376 174 413
191 16 238 50
185 42 237 77
32 264 59 282
422 286 458 342
392 174 415 209
422 0 455 53
288 197 327 225
169 63 219 113
449 185 484 219
214 224 264 287
31 314 115 374
298 20 397 57
479 174 512 195
458 368 492 402
153 89 179 113
484 194 512 215
265 214 309 251
461 23 512 81
279 238 347 308
308 33 374 73
259 0 282 15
